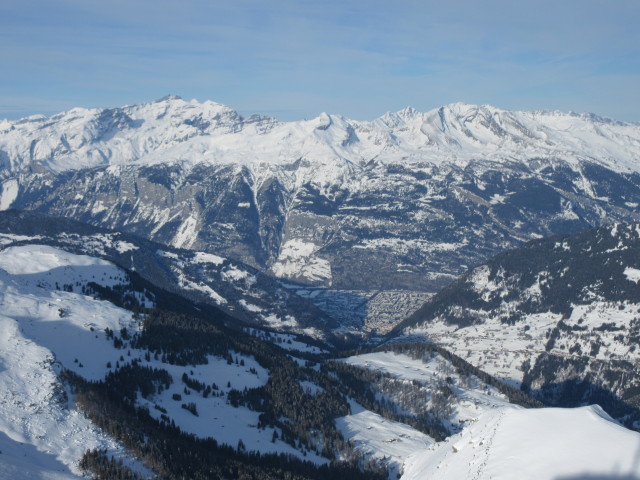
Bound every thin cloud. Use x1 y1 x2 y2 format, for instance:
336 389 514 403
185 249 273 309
1 0 639 121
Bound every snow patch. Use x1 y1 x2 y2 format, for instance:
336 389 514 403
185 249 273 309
0 179 18 211
114 240 138 253
337 400 433 477
239 299 263 312
0 244 114 275
489 193 506 205
171 215 198 249
271 240 332 285
0 233 42 246
175 272 227 304
192 251 225 265
624 267 640 284
222 265 251 282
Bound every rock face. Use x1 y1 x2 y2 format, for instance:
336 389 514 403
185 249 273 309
2 97 640 291
392 222 640 428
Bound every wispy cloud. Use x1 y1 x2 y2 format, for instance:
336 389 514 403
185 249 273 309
1 0 639 121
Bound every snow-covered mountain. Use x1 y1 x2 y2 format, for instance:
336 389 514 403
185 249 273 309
2 97 640 293
2 96 639 173
392 222 640 429
0 239 366 478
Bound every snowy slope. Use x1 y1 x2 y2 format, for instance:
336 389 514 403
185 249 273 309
343 351 513 420
0 246 150 478
336 400 433 479
2 242 639 479
0 243 337 477
333 348 640 480
334 348 517 477
394 222 640 428
401 405 640 480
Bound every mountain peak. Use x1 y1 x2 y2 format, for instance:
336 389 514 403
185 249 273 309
398 106 419 117
156 94 183 102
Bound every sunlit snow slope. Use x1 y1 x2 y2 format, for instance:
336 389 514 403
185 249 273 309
401 405 640 480
0 245 148 479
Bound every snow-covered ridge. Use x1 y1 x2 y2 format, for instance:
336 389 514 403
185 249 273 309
1 96 640 174
401 405 640 480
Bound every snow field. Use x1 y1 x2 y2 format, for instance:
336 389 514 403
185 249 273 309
336 400 433 478
0 249 148 478
0 244 121 277
344 351 511 426
401 405 640 480
271 239 332 285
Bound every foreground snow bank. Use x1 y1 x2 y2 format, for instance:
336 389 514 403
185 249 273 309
402 405 640 480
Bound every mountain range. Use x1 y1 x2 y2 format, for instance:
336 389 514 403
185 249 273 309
2 96 640 294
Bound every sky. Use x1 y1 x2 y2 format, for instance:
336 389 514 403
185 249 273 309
1 0 639 122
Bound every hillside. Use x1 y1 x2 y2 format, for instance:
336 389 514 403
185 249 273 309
0 240 383 478
0 209 339 339
0 237 531 479
393 222 640 428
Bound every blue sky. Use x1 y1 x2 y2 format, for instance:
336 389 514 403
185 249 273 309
1 0 639 121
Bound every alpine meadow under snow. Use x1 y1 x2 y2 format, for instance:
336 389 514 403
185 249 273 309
0 98 639 479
